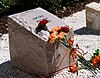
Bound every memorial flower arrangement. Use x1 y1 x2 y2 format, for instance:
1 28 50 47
36 19 100 78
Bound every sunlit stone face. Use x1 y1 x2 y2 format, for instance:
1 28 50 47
86 2 100 30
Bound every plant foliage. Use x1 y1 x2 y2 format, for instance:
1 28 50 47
0 0 10 15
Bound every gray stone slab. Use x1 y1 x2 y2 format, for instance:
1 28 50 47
85 2 100 30
8 7 74 76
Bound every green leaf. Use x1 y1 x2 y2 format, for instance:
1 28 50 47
96 49 100 55
78 56 96 71
90 56 93 63
61 41 69 48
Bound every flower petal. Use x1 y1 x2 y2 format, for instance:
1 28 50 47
57 32 65 40
68 38 74 47
38 19 49 26
61 25 69 33
51 26 61 33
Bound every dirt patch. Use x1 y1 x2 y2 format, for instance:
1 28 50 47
0 16 8 36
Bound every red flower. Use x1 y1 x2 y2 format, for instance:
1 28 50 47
38 19 49 26
35 19 49 34
61 25 69 33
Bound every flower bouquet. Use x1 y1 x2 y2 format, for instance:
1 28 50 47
35 19 100 78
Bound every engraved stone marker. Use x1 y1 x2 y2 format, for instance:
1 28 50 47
85 2 100 30
8 7 74 76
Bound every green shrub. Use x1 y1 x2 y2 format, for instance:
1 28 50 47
14 0 62 14
0 0 86 16
1 0 16 5
62 0 85 6
0 0 10 16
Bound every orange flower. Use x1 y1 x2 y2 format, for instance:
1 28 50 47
98 54 100 59
49 38 56 44
69 64 78 73
49 26 70 43
49 32 58 43
92 56 100 66
57 32 65 40
51 26 61 33
68 38 74 47
95 56 100 62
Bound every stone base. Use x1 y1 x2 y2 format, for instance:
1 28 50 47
8 8 74 76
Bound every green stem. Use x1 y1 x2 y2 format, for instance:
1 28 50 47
78 56 97 74
61 41 70 48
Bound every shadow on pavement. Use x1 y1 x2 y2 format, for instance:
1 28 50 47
0 61 35 78
75 27 100 35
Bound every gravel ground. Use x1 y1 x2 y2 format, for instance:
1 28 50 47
0 10 100 78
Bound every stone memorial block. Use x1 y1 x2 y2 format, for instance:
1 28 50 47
8 7 74 76
85 2 100 30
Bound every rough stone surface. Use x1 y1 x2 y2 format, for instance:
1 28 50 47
8 8 73 76
85 2 100 30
